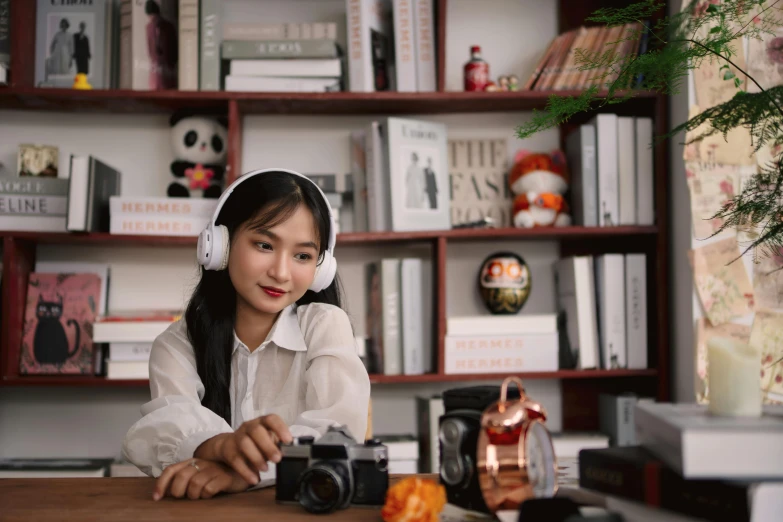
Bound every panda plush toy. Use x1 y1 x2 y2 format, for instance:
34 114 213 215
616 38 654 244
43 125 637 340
168 112 228 198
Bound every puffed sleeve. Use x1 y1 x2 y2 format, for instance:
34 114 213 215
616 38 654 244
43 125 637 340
293 304 371 442
121 319 233 477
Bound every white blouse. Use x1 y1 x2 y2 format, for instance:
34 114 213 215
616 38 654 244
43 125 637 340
122 302 371 478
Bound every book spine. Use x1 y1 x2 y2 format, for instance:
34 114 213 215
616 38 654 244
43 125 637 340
346 0 375 92
617 116 636 225
0 177 69 196
228 58 341 78
199 0 221 91
365 121 388 231
220 39 339 59
393 0 417 92
0 214 67 232
446 315 558 336
625 253 647 369
109 215 209 236
381 258 402 375
131 0 150 90
595 254 626 369
635 117 655 225
401 258 424 375
574 256 599 369
224 75 340 92
179 0 199 91
0 194 68 217
413 0 435 91
444 332 559 374
222 23 287 40
0 0 9 64
594 114 619 226
349 130 368 233
119 0 132 89
578 449 654 504
110 196 217 217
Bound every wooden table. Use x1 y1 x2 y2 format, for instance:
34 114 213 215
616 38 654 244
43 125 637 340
0 475 433 521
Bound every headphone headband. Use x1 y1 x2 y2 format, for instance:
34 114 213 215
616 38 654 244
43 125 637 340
209 168 337 254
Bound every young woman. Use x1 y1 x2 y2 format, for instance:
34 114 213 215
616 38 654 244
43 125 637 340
122 169 370 501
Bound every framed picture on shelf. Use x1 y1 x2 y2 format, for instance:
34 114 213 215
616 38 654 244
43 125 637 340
17 144 59 178
385 117 450 231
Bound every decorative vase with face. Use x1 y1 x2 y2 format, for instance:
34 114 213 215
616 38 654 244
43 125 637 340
477 252 532 314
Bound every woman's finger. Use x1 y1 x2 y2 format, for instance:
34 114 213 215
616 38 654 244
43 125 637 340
201 472 232 499
261 414 293 445
154 460 194 501
249 423 281 464
223 437 260 485
239 434 268 473
186 467 220 500
169 465 199 499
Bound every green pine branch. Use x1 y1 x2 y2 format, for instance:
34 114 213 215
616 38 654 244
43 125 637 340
515 0 783 259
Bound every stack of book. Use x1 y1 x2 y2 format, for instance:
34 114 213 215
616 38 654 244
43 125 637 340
0 175 69 232
221 23 343 93
109 196 217 237
93 311 180 379
572 402 783 521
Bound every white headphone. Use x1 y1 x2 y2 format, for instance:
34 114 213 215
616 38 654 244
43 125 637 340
196 168 338 293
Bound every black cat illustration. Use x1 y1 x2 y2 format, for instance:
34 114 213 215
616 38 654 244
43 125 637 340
33 294 80 367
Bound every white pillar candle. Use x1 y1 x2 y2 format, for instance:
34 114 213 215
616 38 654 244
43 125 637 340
707 336 762 417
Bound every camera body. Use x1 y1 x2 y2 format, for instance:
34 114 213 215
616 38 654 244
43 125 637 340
276 425 389 514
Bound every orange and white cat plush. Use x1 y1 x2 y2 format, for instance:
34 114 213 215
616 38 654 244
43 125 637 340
508 149 571 228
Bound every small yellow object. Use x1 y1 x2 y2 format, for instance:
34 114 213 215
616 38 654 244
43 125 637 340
73 73 92 90
381 477 446 522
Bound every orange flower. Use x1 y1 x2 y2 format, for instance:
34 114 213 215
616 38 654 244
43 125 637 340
381 477 447 522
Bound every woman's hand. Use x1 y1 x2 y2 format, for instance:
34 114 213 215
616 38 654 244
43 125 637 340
194 414 293 486
153 459 249 501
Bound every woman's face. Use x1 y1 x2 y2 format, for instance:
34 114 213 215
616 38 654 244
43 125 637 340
228 203 321 317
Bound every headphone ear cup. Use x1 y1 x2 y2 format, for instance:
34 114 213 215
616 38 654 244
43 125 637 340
214 224 230 271
309 251 337 293
199 224 229 271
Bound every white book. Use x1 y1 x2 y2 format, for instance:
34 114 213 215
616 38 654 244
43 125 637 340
365 121 390 231
110 196 217 217
624 254 647 369
0 194 68 218
225 75 340 92
375 434 419 460
222 23 287 40
594 254 626 369
393 0 417 91
387 460 418 474
635 117 655 225
413 0 436 91
447 314 557 336
110 214 209 236
0 214 67 232
381 258 402 375
229 58 342 78
444 332 559 374
550 432 609 458
635 402 783 479
108 342 152 362
617 116 636 225
400 258 425 375
346 0 392 92
106 360 149 379
554 256 599 370
589 114 620 226
93 321 173 343
178 0 199 91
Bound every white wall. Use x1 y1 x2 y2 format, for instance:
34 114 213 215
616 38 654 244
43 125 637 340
0 0 564 460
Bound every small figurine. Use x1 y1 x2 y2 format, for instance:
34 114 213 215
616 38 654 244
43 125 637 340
508 150 571 228
73 73 92 90
508 75 519 91
484 81 499 92
498 75 510 91
477 252 532 314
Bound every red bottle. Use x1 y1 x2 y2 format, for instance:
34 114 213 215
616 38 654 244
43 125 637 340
464 45 490 91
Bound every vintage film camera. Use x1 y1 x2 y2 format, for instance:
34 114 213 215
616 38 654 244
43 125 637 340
438 377 558 514
276 425 389 514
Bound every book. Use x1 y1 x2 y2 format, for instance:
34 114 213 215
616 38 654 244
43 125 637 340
345 0 393 92
221 39 341 59
19 273 103 375
66 154 122 233
228 58 342 77
635 402 783 479
0 458 113 478
384 117 450 232
447 314 557 336
444 332 559 374
554 256 599 370
392 0 417 92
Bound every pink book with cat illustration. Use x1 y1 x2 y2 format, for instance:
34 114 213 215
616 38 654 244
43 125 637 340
19 273 102 375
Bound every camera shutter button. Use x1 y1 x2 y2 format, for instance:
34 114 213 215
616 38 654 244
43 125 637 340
364 439 383 446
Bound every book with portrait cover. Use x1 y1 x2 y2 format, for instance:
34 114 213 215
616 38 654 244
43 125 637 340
19 272 102 375
35 0 113 89
384 117 450 232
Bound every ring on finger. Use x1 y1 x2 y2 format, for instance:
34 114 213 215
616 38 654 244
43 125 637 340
190 460 200 472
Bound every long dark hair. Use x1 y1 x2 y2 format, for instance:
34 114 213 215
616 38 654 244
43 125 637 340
185 171 345 424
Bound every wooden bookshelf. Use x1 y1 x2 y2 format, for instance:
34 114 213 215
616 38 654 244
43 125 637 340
0 369 658 387
0 0 672 433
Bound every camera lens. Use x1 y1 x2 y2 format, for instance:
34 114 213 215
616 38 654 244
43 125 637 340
297 463 351 514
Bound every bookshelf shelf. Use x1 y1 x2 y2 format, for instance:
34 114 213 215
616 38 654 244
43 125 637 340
0 87 660 115
0 369 658 387
2 226 658 248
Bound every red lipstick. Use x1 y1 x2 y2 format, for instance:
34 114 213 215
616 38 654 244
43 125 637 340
261 286 286 297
